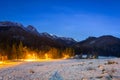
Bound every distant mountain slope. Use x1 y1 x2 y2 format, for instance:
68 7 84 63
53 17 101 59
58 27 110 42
74 35 120 57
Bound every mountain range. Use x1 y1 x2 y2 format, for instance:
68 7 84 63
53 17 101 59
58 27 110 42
0 21 120 57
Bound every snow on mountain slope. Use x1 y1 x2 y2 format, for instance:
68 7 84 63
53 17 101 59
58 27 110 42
39 32 76 45
27 25 37 32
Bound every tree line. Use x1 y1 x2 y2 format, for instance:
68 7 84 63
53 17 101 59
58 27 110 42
0 41 75 60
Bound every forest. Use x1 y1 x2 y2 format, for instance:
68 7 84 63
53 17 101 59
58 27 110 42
0 41 74 60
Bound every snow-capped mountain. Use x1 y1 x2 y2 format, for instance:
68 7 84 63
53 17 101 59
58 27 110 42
39 32 76 45
0 21 77 48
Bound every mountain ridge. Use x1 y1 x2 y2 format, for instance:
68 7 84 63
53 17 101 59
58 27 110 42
0 21 120 57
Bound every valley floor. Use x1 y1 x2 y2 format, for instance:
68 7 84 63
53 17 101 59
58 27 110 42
0 58 120 80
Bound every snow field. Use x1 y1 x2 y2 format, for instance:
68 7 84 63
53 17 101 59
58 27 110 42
0 58 120 80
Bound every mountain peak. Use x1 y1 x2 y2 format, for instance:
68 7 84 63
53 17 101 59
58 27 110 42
27 25 37 32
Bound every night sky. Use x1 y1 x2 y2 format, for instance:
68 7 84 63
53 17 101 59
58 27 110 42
0 0 120 40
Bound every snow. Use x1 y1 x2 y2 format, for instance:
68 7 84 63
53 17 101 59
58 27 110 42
59 37 76 42
0 58 120 80
39 32 76 43
40 32 53 39
27 25 37 32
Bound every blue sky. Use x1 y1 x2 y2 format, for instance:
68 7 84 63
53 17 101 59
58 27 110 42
0 0 120 40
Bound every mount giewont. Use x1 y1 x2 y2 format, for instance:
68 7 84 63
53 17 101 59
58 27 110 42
0 21 120 57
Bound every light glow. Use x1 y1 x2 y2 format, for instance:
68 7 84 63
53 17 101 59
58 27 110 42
63 55 70 59
24 59 36 62
0 61 3 64
45 54 51 60
27 54 36 59
24 53 38 62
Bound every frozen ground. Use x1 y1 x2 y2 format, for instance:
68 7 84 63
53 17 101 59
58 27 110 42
0 58 120 80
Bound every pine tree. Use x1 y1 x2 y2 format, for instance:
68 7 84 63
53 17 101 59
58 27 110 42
18 41 24 59
12 44 17 59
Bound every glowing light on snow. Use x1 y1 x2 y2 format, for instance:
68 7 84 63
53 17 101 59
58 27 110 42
24 54 37 62
63 55 70 59
24 59 36 62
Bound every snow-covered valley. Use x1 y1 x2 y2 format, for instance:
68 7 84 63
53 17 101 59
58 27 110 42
0 58 120 80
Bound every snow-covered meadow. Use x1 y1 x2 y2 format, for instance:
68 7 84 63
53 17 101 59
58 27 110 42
0 58 120 80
